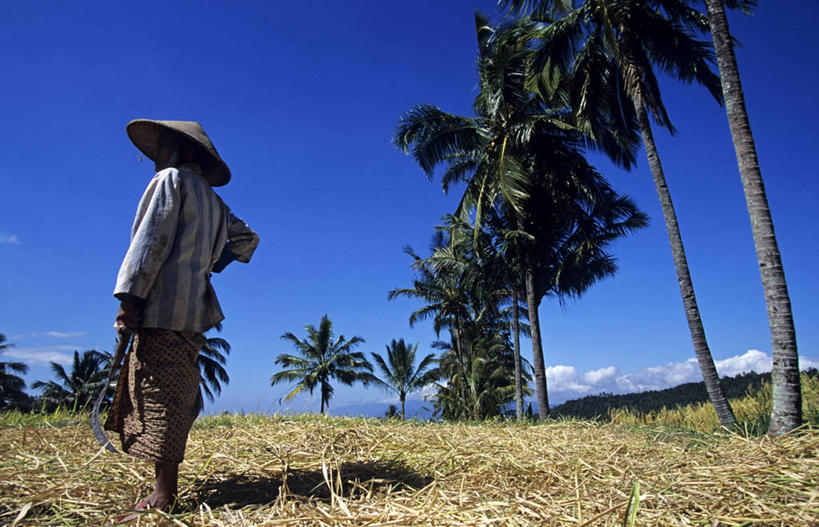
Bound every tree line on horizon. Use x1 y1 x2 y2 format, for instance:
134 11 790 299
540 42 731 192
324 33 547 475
551 369 819 421
388 0 801 435
0 332 231 415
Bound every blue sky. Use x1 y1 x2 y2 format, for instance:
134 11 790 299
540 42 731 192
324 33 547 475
1 1 817 417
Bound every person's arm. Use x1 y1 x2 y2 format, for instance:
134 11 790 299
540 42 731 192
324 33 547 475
212 212 259 273
113 171 181 331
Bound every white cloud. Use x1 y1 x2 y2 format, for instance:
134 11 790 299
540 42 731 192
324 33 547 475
43 331 86 338
28 331 86 339
0 233 20 244
4 347 76 365
583 366 618 385
714 349 772 376
546 349 819 405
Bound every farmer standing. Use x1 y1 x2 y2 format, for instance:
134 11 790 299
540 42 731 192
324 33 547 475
107 119 259 511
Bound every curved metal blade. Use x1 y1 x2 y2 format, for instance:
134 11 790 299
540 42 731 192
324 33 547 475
90 332 132 453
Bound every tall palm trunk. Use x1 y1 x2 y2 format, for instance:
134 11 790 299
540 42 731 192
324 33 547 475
400 391 406 419
704 0 801 436
320 379 328 414
519 244 549 419
452 316 469 417
512 289 524 419
633 96 737 429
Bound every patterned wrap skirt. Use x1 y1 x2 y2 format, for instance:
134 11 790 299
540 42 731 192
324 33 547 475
105 328 205 464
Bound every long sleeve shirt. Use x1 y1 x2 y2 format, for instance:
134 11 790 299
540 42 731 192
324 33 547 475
114 163 259 332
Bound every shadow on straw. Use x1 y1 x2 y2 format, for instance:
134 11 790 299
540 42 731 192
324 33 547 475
188 458 431 509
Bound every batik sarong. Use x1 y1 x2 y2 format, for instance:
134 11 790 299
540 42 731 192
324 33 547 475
105 328 205 463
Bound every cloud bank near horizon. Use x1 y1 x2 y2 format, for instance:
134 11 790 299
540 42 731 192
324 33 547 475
545 349 818 403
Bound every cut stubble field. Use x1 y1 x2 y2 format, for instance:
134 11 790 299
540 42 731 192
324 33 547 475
0 414 816 526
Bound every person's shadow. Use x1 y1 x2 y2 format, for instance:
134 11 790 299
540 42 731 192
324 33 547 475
187 458 432 509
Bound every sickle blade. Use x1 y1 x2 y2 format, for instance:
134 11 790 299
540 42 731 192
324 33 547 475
90 333 132 453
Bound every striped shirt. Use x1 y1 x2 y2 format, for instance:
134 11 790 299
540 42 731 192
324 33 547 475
114 163 259 332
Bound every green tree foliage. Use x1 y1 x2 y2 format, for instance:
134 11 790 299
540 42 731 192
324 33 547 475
0 333 30 410
369 339 438 419
32 350 110 412
499 0 737 427
271 315 373 414
196 335 230 413
391 224 534 420
394 15 646 419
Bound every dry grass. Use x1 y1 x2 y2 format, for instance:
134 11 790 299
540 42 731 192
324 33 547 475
0 413 817 526
607 373 819 435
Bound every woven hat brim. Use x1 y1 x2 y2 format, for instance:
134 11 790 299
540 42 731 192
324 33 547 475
126 120 231 186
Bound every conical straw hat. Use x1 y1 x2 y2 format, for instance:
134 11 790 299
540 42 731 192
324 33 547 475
126 119 231 186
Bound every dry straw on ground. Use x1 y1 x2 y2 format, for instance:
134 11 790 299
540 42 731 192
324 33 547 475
0 414 816 526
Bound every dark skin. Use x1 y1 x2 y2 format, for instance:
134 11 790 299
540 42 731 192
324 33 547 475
115 140 201 512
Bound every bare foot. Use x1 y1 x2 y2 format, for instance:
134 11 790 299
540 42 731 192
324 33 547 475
141 491 176 512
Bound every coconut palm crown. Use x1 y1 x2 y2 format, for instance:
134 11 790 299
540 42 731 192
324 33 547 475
369 339 439 419
196 335 231 412
32 349 110 412
0 333 29 409
271 315 373 414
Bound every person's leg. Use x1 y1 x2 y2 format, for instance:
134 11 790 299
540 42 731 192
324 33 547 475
142 462 179 510
118 329 203 511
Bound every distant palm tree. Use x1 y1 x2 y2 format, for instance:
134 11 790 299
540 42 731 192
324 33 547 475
369 339 438 419
0 334 29 410
271 315 373 414
32 350 110 412
196 336 231 412
703 0 800 436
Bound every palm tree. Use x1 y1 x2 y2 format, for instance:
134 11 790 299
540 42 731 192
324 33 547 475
482 205 534 419
702 0 800 436
369 339 438 419
271 315 373 414
388 237 474 406
32 350 110 412
0 334 29 410
196 335 231 413
396 16 646 418
430 324 529 420
436 211 533 418
501 0 739 429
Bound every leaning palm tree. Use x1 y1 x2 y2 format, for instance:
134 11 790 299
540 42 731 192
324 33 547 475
0 334 29 410
32 350 110 412
702 0 800 436
501 0 739 429
369 339 438 419
195 335 231 413
271 315 373 414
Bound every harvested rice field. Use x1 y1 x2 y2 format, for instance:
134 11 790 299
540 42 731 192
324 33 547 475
1 414 817 526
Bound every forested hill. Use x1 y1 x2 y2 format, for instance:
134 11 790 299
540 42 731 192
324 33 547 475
551 369 819 420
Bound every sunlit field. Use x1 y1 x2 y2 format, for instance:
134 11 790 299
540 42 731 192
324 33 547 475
1 383 817 526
